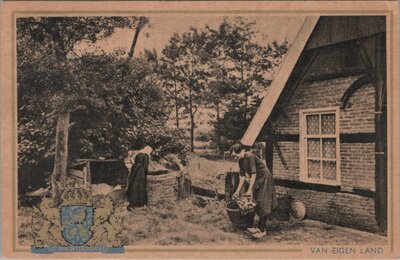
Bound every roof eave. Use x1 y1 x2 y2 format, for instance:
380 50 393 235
241 16 320 147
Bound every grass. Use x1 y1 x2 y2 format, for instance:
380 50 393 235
187 155 237 194
19 197 387 247
119 198 249 246
18 155 387 246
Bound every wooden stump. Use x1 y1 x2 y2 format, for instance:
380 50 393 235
177 172 191 200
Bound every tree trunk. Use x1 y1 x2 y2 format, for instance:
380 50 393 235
189 86 195 152
189 109 195 153
174 77 180 129
128 25 142 60
244 93 249 119
51 111 70 203
190 117 195 152
216 102 222 155
240 60 248 120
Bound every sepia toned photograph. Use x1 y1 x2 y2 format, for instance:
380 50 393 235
1 1 399 258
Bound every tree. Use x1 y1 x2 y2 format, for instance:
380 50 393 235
180 28 210 152
202 24 236 154
160 33 185 129
162 28 209 152
17 17 146 202
67 50 169 157
204 17 288 152
218 97 262 143
215 17 288 118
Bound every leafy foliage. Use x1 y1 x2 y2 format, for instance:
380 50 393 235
161 28 210 152
17 17 186 194
18 16 289 194
160 17 288 152
159 33 185 128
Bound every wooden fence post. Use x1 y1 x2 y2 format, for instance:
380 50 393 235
177 172 192 200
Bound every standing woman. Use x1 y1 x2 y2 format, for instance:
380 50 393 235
230 143 278 239
126 145 153 210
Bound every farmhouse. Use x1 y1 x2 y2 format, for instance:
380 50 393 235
241 16 387 233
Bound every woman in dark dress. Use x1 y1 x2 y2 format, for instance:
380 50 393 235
230 143 278 239
126 146 153 210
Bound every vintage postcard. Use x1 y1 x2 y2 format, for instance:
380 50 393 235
0 0 399 258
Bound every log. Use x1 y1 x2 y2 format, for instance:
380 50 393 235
191 186 224 200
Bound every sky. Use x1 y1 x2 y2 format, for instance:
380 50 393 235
80 15 307 56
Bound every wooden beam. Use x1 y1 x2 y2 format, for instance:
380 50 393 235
374 32 387 234
273 141 288 170
264 50 319 172
356 33 387 233
241 16 319 146
340 75 372 109
355 42 379 89
267 123 289 170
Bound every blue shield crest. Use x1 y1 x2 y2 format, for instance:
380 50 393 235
61 205 93 246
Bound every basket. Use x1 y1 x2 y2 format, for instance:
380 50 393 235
226 200 256 230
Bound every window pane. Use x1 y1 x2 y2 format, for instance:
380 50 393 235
307 139 320 157
306 115 319 135
322 138 336 158
322 161 336 180
308 159 320 179
321 113 336 134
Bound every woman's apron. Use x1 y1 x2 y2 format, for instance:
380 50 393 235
253 170 278 217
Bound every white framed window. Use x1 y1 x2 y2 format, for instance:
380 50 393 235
299 107 340 185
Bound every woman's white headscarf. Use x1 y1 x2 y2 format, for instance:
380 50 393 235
139 145 153 155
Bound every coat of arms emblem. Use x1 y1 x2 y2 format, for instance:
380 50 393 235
61 205 93 245
31 187 123 252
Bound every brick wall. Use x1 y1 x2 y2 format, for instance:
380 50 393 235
273 142 299 181
341 84 375 133
275 186 380 233
273 77 376 191
273 140 376 192
340 143 375 192
275 76 374 134
270 45 378 232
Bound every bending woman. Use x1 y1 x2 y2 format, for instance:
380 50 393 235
126 145 153 210
230 143 278 239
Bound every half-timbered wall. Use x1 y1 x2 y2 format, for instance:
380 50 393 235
270 38 380 232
